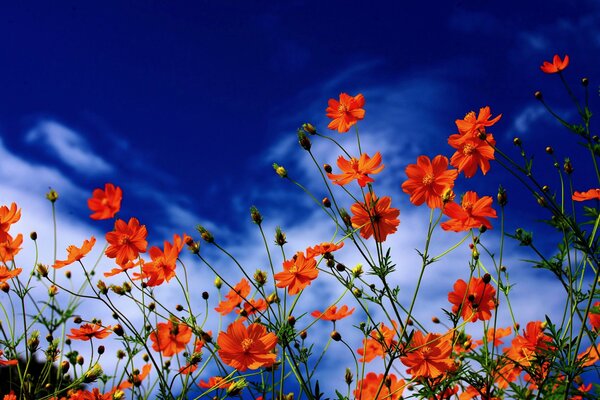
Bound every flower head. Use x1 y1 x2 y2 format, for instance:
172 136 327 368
400 330 454 379
0 266 22 283
326 93 365 133
353 372 405 400
274 252 318 295
67 323 112 341
53 237 96 269
0 234 23 263
0 203 21 242
198 376 232 390
105 218 148 266
305 241 344 258
350 192 400 242
357 321 398 363
215 278 251 315
149 320 192 357
441 191 497 232
448 277 497 322
540 54 569 74
311 305 355 322
448 134 496 178
327 152 384 187
88 183 123 220
141 234 187 287
402 155 458 208
217 320 277 372
455 106 502 139
572 188 600 202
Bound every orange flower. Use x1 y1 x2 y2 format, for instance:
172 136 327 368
274 251 318 295
53 237 96 269
448 134 496 178
104 258 143 277
149 320 192 357
350 192 400 242
217 320 277 372
141 234 186 287
353 372 406 400
88 183 123 220
441 191 497 232
455 106 502 139
577 344 600 367
305 241 344 258
473 326 512 347
215 278 251 315
117 364 152 390
0 266 21 283
589 301 600 331
311 304 355 321
357 321 398 363
67 323 112 341
448 277 497 322
238 298 268 320
326 93 365 133
3 390 16 400
327 152 384 187
0 203 20 242
0 349 17 366
0 234 23 263
400 330 454 379
198 376 232 390
572 188 600 201
105 218 148 266
402 155 458 208
540 54 569 74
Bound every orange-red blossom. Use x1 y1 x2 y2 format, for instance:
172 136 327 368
326 93 365 133
402 155 458 209
67 323 112 341
217 320 277 372
540 54 569 74
105 217 148 266
350 192 400 242
274 251 318 295
149 320 192 357
400 330 455 379
87 183 123 220
441 191 497 232
448 277 497 322
53 237 96 269
353 372 406 400
327 152 384 187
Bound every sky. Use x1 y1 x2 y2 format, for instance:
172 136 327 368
1 0 600 397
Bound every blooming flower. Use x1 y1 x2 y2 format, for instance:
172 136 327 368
149 320 192 357
327 152 384 187
448 134 496 178
350 192 400 242
141 234 187 287
402 155 458 208
326 93 365 133
67 323 112 341
53 237 96 269
540 54 569 74
353 372 406 400
0 203 20 242
455 106 502 139
311 304 355 321
198 376 232 390
117 364 152 390
473 326 512 347
572 188 600 202
305 241 344 258
105 218 148 266
448 277 497 322
357 321 398 363
589 301 600 331
238 298 268 320
274 251 318 295
88 183 123 220
0 349 17 366
0 234 23 263
400 330 455 379
441 191 497 232
217 320 277 372
215 278 251 315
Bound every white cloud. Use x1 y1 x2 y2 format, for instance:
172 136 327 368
25 120 113 175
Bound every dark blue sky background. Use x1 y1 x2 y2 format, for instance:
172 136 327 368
1 1 600 395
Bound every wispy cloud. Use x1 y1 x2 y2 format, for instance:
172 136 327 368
25 119 113 175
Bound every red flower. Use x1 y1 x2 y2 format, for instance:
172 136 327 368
402 155 458 209
473 326 512 347
0 203 20 242
0 266 21 284
357 321 398 363
149 320 192 357
455 106 502 139
448 277 497 322
311 304 355 321
589 301 600 331
67 323 112 341
215 278 251 315
448 134 496 178
326 93 365 133
540 54 569 74
401 330 455 379
354 372 405 400
141 234 186 287
327 152 384 187
105 218 148 266
441 191 497 232
53 237 96 269
350 192 400 242
274 252 318 295
572 188 600 202
117 364 151 390
198 376 232 390
0 234 23 263
88 183 123 220
217 320 277 372
305 241 344 258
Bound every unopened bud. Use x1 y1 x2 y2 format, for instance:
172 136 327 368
48 285 58 297
344 368 353 385
482 273 491 284
202 291 209 300
432 316 440 324
214 277 222 289
497 186 508 207
46 188 59 203
330 331 341 341
196 225 214 243
302 123 317 135
545 146 553 154
275 227 287 246
534 91 543 100
267 293 279 304
176 304 184 312
0 282 9 293
113 324 124 337
542 185 549 192
513 137 522 146
97 345 105 355
61 360 70 373
287 316 296 327
297 130 312 151
273 163 288 178
30 231 37 241
254 269 268 286
582 77 589 87
299 330 307 340
352 264 363 278
564 158 574 174
97 280 108 295
322 197 331 208
336 263 346 272
37 264 49 278
83 363 103 383
250 206 263 225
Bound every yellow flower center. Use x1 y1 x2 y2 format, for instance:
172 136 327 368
288 264 298 274
119 236 131 245
463 201 473 212
338 104 349 113
422 173 435 186
462 143 475 156
241 338 254 352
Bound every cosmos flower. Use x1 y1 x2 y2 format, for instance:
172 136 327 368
455 106 502 139
311 305 355 321
326 93 365 133
305 241 344 258
572 188 600 202
448 277 497 322
274 252 318 295
353 372 406 400
149 320 192 357
441 191 497 232
540 54 569 74
0 202 20 242
402 155 458 209
215 278 251 316
448 134 496 178
67 323 112 341
350 192 400 242
217 320 277 372
327 152 384 187
88 183 123 220
0 234 23 263
53 237 96 269
400 330 454 379
105 218 148 266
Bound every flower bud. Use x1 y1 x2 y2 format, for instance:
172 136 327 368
330 331 341 341
98 345 105 355
250 206 263 225
30 231 37 241
97 280 108 295
513 137 522 146
287 316 296 327
214 277 222 289
297 130 312 151
254 269 268 286
302 123 317 135
176 304 184 312
0 282 9 293
340 208 352 227
196 225 214 243
352 264 363 278
28 331 40 353
322 197 331 208
299 330 307 340
564 158 574 174
60 360 70 374
582 77 589 87
48 285 58 297
83 363 103 383
497 186 507 207
442 188 455 204
274 226 287 246
323 164 332 173
482 273 491 284
187 240 200 254
273 163 288 178
534 91 543 100
202 291 209 300
432 316 440 324
46 188 59 203
37 264 49 278
344 368 353 385
542 185 549 193
545 146 553 154
267 293 279 304
113 324 124 337
336 263 346 272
